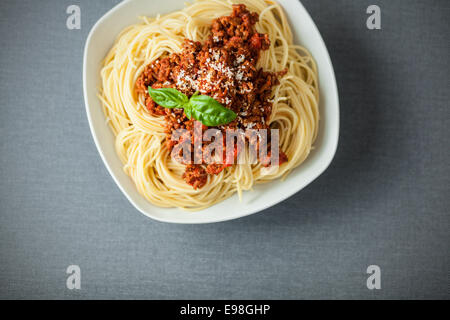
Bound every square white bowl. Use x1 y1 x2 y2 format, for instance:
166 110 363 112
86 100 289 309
83 0 339 224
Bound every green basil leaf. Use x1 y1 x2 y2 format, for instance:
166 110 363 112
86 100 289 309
184 104 192 119
148 87 188 108
189 95 237 126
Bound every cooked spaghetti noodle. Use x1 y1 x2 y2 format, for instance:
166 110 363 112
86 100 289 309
99 0 319 210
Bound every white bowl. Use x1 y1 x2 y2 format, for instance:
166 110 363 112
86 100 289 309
83 0 339 224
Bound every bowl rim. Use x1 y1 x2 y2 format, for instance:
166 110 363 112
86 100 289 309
83 0 340 224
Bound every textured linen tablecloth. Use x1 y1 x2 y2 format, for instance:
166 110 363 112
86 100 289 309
0 0 448 299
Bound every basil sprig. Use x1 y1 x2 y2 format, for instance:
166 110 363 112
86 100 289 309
148 87 237 126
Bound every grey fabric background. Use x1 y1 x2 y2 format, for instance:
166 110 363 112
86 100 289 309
0 0 449 300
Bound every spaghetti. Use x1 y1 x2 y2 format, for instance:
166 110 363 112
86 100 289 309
99 0 319 210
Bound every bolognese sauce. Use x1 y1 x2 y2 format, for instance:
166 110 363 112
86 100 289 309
136 4 287 189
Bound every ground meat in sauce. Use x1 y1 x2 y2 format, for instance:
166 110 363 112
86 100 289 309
136 4 288 189
182 164 208 190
